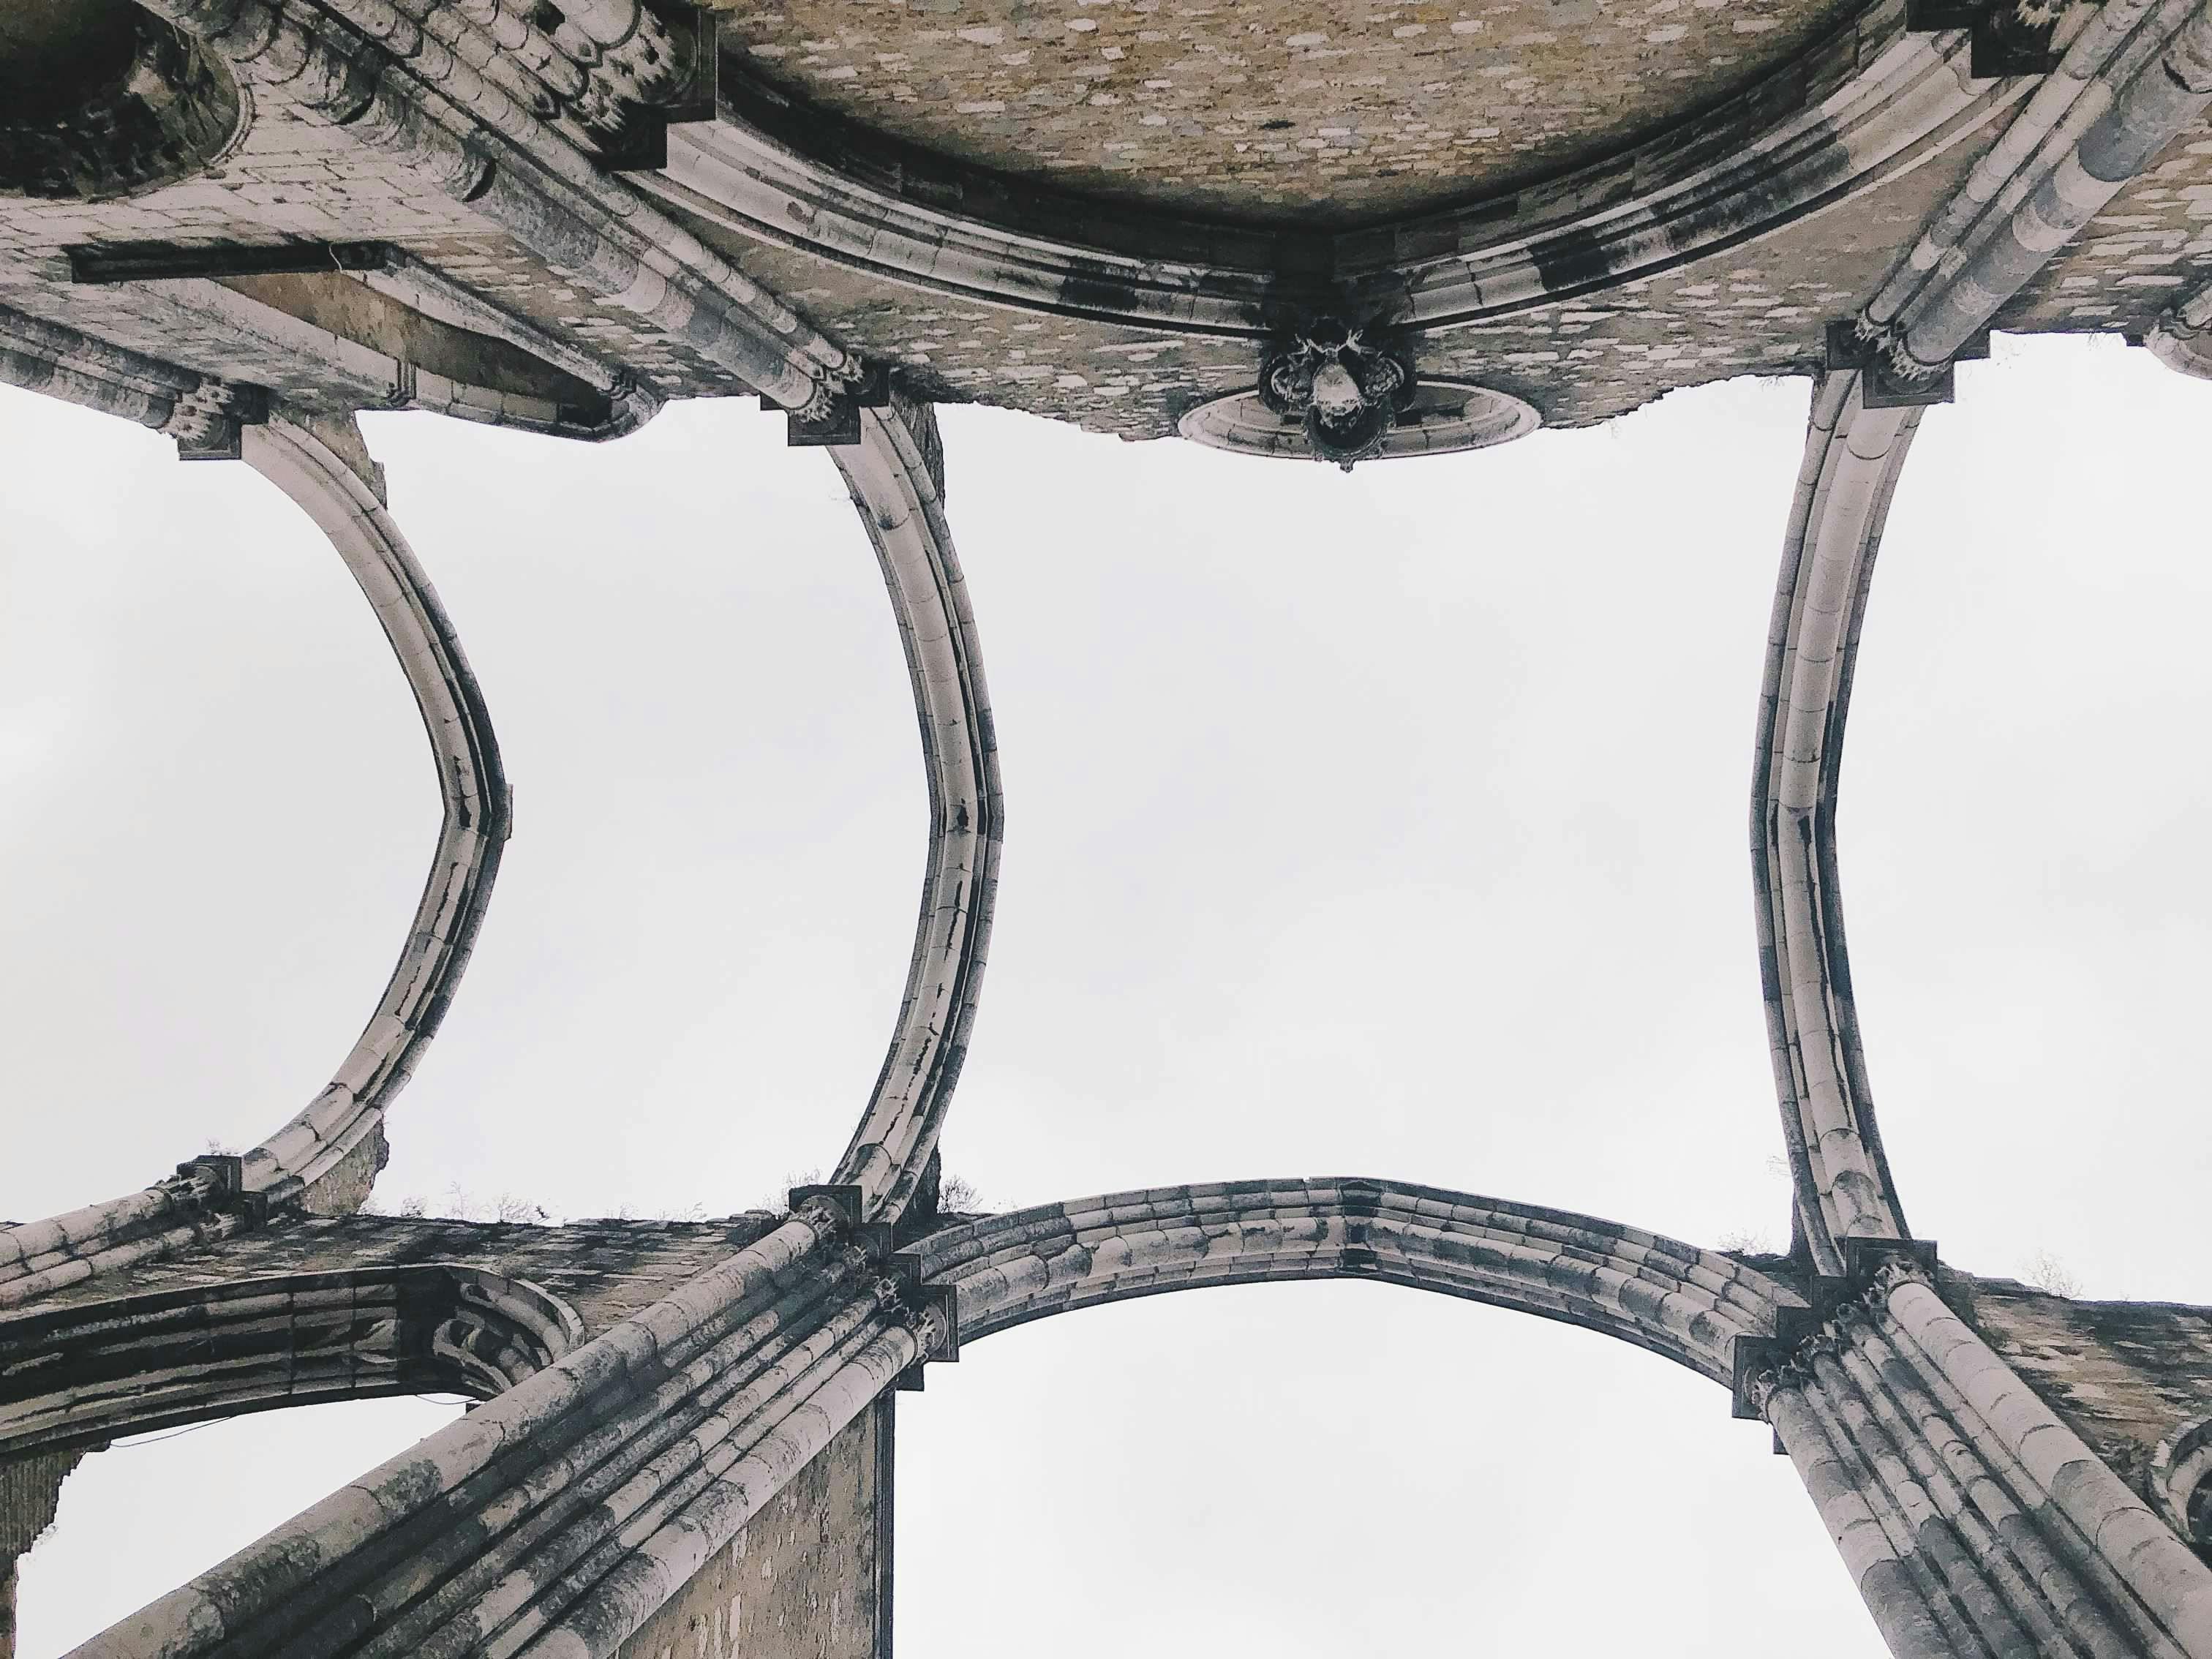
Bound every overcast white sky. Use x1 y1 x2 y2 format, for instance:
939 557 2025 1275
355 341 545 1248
2 332 2206 1657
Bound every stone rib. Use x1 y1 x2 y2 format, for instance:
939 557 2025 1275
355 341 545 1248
829 402 1002 1225
0 415 506 1306
918 1178 1802 1382
137 0 852 419
648 4 2022 339
0 1266 584 1459
1862 0 2182 333
69 1213 838 1658
1753 371 1917 1272
238 419 510 1214
1887 0 2212 373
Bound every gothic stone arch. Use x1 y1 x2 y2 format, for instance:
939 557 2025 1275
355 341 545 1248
5 0 2212 1649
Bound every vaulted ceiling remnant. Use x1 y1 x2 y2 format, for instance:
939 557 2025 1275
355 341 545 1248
4 0 2212 1652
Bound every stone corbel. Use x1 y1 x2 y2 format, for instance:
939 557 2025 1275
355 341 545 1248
789 1184 895 1263
595 1 720 171
888 1253 959 1392
775 361 892 447
1822 320 1988 408
1731 1236 1942 1434
172 1154 272 1230
1905 0 2059 76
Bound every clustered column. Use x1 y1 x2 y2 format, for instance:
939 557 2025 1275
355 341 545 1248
1751 1254 2212 1659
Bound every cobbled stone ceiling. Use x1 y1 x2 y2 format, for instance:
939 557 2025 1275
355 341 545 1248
722 0 1859 226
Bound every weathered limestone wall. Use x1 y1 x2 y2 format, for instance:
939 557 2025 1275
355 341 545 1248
0 1449 86 1659
0 1452 91 1558
1948 1271 2212 1512
614 1399 893 1659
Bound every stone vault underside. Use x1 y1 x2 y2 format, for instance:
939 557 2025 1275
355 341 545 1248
2 0 2212 1654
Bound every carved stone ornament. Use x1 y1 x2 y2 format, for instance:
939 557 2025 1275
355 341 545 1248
1181 369 1539 466
0 1 245 202
1256 320 1420 470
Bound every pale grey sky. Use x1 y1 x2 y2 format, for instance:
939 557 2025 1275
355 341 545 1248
3 332 2206 1655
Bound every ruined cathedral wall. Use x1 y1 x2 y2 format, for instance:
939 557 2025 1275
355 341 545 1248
1946 1269 2212 1543
615 1401 894 1659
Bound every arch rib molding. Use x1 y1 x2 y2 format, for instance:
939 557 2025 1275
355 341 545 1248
0 1263 582 1459
915 1178 1805 1382
649 1 2026 336
0 415 509 1306
828 402 1002 1225
240 420 512 1212
1753 371 1915 1274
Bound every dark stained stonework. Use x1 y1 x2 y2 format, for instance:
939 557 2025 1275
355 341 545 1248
0 1448 86 1659
0 2 242 202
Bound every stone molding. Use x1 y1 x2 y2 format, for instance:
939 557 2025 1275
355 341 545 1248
917 1178 1804 1382
1865 0 2212 378
0 413 508 1309
60 240 660 440
1753 368 1918 1274
135 0 858 420
2146 274 2212 380
0 303 267 456
59 1203 941 1659
0 1263 584 1459
647 0 2022 338
1746 1254 2212 1659
824 401 1003 1227
2153 1415 2212 1556
0 10 247 203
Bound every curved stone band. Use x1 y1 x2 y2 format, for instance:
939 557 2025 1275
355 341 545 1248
239 418 512 1211
0 1263 582 1459
647 3 2020 338
916 1177 1802 1381
0 415 509 1304
1753 370 1915 1274
828 402 1003 1224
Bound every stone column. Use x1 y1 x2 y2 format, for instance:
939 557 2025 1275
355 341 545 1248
1749 1249 2212 1659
